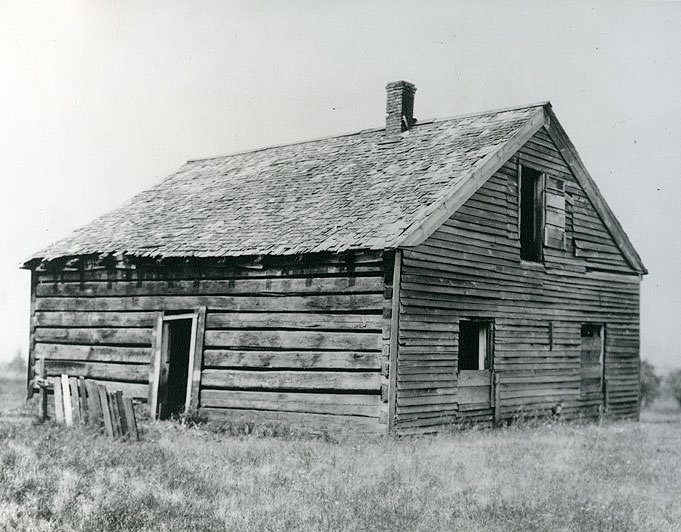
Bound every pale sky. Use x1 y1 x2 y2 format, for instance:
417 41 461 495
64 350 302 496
1 1 679 369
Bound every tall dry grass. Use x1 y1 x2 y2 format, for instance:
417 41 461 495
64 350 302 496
1 377 680 532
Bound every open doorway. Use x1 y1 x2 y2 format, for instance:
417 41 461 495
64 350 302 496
580 323 605 405
154 315 196 420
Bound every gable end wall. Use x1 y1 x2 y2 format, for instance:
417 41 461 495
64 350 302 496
394 128 641 434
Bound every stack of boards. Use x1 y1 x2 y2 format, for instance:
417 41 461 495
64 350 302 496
49 374 139 441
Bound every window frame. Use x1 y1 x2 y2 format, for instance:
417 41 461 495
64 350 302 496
518 162 546 264
458 319 495 372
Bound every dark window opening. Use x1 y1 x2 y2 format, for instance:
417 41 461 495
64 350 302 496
459 320 493 371
160 318 193 420
520 165 544 262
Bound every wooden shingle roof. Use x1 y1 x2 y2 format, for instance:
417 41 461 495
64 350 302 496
24 102 645 273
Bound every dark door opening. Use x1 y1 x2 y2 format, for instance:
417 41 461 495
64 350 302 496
158 318 193 419
580 324 604 404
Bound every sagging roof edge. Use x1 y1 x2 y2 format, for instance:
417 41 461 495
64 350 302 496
21 102 646 276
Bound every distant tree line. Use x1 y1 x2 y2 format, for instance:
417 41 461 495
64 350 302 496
640 360 681 408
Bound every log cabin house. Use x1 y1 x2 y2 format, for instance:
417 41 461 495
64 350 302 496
23 81 646 435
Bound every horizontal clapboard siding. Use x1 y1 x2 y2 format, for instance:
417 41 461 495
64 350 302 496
30 252 386 431
394 129 641 434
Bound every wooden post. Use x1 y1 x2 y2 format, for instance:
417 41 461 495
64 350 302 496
149 312 164 419
115 391 128 437
37 358 47 422
78 377 89 425
52 377 64 424
388 250 402 434
61 375 73 427
69 377 80 425
109 391 122 438
122 398 139 441
187 306 207 412
85 380 103 426
494 372 501 425
98 385 114 437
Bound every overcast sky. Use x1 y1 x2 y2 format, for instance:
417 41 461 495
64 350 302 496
1 1 679 369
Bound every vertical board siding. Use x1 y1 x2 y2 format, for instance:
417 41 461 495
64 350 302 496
395 128 641 434
30 252 386 433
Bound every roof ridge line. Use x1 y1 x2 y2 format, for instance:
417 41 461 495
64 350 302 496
185 101 551 164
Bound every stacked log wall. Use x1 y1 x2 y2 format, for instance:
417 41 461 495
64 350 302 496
30 252 386 433
394 127 641 434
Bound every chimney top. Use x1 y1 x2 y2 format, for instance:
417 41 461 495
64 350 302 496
385 81 417 138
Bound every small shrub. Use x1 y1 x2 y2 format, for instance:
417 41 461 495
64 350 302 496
665 369 681 407
180 408 208 427
640 360 662 407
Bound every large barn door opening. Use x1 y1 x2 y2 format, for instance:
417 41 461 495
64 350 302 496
457 320 494 414
150 309 206 420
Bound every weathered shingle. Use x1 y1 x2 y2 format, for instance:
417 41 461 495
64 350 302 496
28 104 546 262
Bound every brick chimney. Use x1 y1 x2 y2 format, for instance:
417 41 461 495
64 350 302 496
385 81 417 137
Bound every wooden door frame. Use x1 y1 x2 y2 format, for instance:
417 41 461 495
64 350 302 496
149 306 206 418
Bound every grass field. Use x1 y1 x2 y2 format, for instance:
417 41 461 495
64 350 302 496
1 376 680 532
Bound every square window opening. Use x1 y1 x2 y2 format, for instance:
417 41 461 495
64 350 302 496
459 320 493 371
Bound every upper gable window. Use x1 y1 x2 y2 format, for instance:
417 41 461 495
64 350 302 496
519 165 544 262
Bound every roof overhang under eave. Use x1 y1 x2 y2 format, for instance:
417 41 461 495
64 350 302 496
393 103 647 275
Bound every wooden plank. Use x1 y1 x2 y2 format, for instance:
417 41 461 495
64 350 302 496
200 390 380 417
494 372 501 424
149 312 163 416
122 398 139 441
87 380 147 399
37 253 384 283
201 369 381 392
61 375 73 427
109 391 122 438
35 343 151 364
52 376 64 424
203 349 381 370
204 330 381 351
205 312 382 331
35 276 384 298
37 358 47 421
33 311 156 328
44 360 149 382
115 391 128 437
69 377 81 425
78 377 89 424
98 384 114 437
188 306 206 411
34 327 151 346
85 380 103 426
458 370 491 387
34 294 385 313
200 407 382 435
